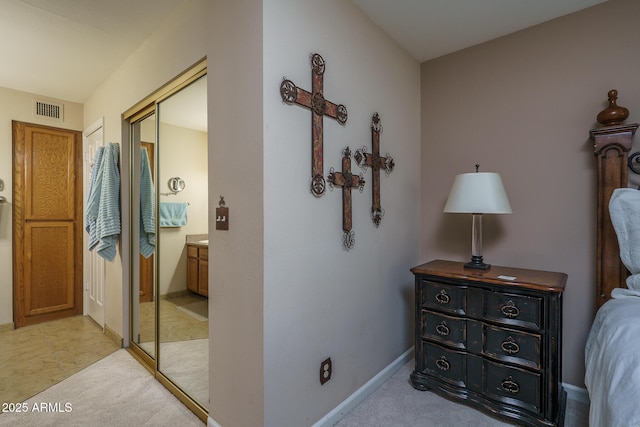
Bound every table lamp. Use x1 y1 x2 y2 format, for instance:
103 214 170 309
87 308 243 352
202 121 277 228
443 165 512 270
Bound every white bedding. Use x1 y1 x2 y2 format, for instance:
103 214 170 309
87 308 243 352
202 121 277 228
585 296 640 427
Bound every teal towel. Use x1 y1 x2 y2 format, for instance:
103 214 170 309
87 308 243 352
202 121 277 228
140 148 155 258
85 146 105 250
159 202 188 227
85 142 121 261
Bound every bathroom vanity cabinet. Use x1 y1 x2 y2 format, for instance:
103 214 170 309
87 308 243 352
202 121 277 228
187 244 208 297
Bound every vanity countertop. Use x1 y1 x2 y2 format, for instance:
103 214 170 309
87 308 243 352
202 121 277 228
186 233 208 247
187 240 208 248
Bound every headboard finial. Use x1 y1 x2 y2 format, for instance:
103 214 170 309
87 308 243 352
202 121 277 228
597 89 629 126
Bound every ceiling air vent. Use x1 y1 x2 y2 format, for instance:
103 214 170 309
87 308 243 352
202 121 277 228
34 99 63 121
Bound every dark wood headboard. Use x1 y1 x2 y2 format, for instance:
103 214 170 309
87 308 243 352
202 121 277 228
590 91 638 308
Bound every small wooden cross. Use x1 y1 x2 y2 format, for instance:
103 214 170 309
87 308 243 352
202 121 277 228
328 147 365 250
355 113 395 227
280 53 348 197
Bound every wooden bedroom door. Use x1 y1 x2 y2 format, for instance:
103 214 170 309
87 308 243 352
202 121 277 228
13 121 83 328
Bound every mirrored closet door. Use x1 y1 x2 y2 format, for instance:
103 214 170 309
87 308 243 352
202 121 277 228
130 110 157 361
156 74 209 409
125 60 209 420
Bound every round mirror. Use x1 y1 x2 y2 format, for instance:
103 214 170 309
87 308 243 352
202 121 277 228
168 177 185 193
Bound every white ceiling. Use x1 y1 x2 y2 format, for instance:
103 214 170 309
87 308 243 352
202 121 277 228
0 0 188 103
353 0 606 62
0 0 606 105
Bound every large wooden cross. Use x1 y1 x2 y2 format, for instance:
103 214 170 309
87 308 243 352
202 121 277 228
328 147 365 250
355 113 395 227
280 53 348 197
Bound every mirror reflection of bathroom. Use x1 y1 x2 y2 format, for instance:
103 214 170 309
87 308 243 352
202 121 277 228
157 75 209 409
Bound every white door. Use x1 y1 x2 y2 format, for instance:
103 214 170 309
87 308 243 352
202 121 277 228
83 119 105 327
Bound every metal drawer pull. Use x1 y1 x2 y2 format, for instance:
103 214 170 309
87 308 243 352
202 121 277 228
501 336 520 355
501 376 520 394
435 356 450 371
501 300 520 318
435 322 450 336
435 290 450 305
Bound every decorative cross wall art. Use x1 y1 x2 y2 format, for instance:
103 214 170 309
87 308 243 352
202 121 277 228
280 53 348 197
328 147 365 250
355 113 395 227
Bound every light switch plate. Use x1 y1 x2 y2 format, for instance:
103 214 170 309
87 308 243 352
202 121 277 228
216 206 228 230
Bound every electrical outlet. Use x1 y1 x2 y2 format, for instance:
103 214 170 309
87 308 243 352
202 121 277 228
320 357 332 385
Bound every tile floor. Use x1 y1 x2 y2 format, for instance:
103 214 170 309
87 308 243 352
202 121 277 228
1 294 209 407
142 294 208 343
135 293 208 358
0 315 119 405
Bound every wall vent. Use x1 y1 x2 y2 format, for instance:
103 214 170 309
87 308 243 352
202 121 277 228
34 99 63 121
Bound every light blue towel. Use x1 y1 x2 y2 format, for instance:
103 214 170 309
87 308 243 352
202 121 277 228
96 143 121 261
85 146 105 250
86 142 121 261
159 202 188 227
140 147 155 258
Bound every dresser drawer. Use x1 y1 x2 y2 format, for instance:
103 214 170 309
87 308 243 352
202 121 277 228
482 359 542 416
422 312 542 370
484 325 541 370
483 291 542 331
421 310 466 350
422 344 542 416
421 341 467 389
421 279 466 316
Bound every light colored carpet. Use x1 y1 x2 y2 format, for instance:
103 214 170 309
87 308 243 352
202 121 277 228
160 339 208 408
335 361 589 427
130 339 209 409
0 349 203 427
0 348 588 427
176 301 208 321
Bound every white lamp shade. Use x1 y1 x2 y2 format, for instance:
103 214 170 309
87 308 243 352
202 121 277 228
443 172 512 214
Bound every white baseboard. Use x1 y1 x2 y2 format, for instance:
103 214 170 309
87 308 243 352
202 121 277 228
312 347 414 427
206 348 413 427
562 382 590 404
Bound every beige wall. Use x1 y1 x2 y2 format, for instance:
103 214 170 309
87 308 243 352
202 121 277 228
83 0 209 336
207 0 265 425
420 0 640 388
208 0 422 423
0 87 83 326
262 0 421 426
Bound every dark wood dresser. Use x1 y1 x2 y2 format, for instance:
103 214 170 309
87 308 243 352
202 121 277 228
410 260 567 427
